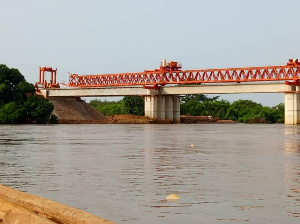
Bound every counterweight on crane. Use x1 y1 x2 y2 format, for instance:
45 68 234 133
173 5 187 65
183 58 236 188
37 59 300 89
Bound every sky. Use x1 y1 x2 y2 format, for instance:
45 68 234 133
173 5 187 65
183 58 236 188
1 0 300 106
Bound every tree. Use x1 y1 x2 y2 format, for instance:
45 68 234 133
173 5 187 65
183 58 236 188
123 96 144 115
180 94 229 118
181 94 219 103
90 99 125 116
23 96 54 124
0 82 13 105
0 64 55 124
0 102 26 124
258 103 284 123
203 100 231 119
225 100 263 123
0 64 25 105
0 64 25 85
90 97 145 116
15 82 36 103
180 99 203 116
274 103 284 123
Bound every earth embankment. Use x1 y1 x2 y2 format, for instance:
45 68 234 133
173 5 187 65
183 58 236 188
50 97 107 123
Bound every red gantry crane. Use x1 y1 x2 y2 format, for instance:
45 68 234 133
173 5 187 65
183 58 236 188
38 59 300 89
36 67 60 88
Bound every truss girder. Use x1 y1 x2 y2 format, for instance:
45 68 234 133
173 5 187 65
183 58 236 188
66 65 300 88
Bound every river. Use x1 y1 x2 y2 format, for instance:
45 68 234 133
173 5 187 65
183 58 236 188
0 124 299 223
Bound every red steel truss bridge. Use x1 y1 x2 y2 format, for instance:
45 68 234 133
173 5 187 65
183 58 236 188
36 59 300 89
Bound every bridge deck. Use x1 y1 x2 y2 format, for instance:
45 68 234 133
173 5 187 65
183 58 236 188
41 83 294 97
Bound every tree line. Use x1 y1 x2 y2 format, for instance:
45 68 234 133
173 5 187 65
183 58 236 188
89 96 144 116
0 64 56 124
180 95 284 123
90 95 284 123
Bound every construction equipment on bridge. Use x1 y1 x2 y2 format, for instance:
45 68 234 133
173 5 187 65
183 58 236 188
39 59 300 88
35 67 60 89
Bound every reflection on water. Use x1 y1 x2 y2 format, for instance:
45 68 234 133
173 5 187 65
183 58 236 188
285 126 300 154
0 124 299 223
284 126 300 218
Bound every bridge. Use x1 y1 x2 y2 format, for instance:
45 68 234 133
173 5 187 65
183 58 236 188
36 59 300 125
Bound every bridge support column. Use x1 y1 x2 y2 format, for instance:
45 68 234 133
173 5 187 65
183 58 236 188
173 95 181 123
285 89 300 125
157 95 166 119
144 95 158 119
144 95 180 123
165 96 174 121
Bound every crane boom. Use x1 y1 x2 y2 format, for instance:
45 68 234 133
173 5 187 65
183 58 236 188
62 59 300 88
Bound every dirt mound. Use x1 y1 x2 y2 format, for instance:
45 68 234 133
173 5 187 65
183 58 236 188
49 97 107 122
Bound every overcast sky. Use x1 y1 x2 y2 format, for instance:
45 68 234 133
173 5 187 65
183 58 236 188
1 0 300 106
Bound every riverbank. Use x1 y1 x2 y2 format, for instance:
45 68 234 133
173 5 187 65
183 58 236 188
0 185 115 224
58 114 236 124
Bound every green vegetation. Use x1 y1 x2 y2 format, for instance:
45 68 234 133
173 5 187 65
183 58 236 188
0 64 56 124
90 96 144 116
181 95 284 123
90 94 284 123
181 95 230 118
90 99 125 116
224 100 284 123
123 96 144 116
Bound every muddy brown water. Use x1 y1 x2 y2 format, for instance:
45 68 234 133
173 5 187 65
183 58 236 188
0 124 299 224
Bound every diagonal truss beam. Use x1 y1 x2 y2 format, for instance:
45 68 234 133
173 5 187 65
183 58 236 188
65 60 300 88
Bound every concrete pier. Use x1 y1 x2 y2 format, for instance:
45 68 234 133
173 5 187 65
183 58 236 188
144 95 180 123
285 90 300 125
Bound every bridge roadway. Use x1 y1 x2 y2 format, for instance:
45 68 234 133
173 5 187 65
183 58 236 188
40 83 300 125
42 83 291 97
